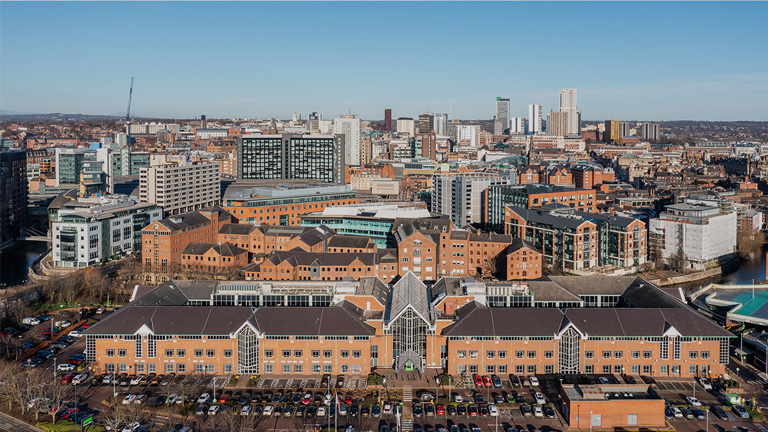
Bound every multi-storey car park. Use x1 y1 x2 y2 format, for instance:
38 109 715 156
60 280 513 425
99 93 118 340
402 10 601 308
84 275 732 379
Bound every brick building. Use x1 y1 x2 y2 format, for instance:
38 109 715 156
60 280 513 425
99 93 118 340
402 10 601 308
84 275 733 379
180 242 249 274
505 238 542 280
141 207 235 283
243 250 378 281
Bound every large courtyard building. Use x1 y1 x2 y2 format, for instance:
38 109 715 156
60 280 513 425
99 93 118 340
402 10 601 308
237 134 344 183
84 275 732 378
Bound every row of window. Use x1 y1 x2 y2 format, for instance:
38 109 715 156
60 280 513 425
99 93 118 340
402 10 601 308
457 363 713 376
456 349 711 360
105 348 233 358
264 349 363 359
104 362 234 374
263 363 363 374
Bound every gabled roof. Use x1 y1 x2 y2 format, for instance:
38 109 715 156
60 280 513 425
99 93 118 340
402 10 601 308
387 271 432 325
357 277 390 306
84 306 256 336
265 250 377 267
327 235 374 249
252 301 375 336
219 223 258 235
182 242 248 257
506 238 540 255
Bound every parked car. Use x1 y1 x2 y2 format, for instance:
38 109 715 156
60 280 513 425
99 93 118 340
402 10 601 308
57 363 76 372
491 375 502 388
686 396 702 406
543 404 556 418
732 404 750 419
520 404 532 417
671 407 683 418
699 378 713 391
529 376 540 387
208 405 220 416
534 392 546 405
22 317 41 326
711 406 728 420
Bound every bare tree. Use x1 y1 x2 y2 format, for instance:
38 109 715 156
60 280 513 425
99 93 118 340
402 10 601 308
738 228 766 259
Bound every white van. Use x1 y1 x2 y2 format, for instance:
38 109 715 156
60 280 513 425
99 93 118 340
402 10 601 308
23 317 41 326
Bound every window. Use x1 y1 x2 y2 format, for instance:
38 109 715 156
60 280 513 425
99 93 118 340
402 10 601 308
264 350 274 358
602 365 611 374
283 364 291 373
660 365 668 374
177 364 186 373
527 365 536 373
544 365 554 374
631 365 640 374
689 365 697 375
457 350 466 359
486 365 495 374
585 351 594 359
294 364 303 373
689 351 698 359
470 351 479 359
177 349 186 358
585 365 593 374
224 364 233 373
165 349 174 357
643 350 652 359
515 350 525 359
323 364 332 373
631 351 640 359
498 350 507 359
136 364 145 373
614 365 622 373
323 350 332 358
106 349 115 357
643 365 652 374
165 363 174 373
341 364 349 373
498 365 507 374
264 364 273 373
282 350 291 358
118 349 127 357
628 414 638 426
602 351 611 359
544 351 553 359
148 364 156 373
293 350 303 358
614 351 623 359
352 350 361 359
206 349 215 358
527 351 536 358
118 363 127 372
224 349 233 358
194 349 203 358
701 351 710 359
515 365 524 374
486 351 495 359
341 350 350 359
311 350 320 358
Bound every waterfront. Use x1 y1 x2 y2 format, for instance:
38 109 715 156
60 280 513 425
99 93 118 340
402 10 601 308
0 241 47 286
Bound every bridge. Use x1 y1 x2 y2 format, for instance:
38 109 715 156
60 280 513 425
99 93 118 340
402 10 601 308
20 227 51 243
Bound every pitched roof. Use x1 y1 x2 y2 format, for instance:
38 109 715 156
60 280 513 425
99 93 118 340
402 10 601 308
252 301 375 336
505 238 540 254
387 271 432 325
182 242 248 257
505 205 594 230
84 306 256 336
266 250 377 267
327 235 374 249
218 223 258 235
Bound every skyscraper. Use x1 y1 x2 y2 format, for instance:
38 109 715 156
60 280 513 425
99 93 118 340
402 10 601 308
547 111 569 136
396 117 416 136
495 97 510 133
418 113 435 134
604 120 621 144
528 104 543 134
0 149 27 245
433 113 448 136
638 122 660 142
510 117 526 134
333 115 361 166
384 109 392 132
559 89 580 135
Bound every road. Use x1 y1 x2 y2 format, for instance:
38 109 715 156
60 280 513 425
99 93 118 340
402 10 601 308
0 412 44 432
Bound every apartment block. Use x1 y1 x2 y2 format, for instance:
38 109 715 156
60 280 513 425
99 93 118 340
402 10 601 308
139 156 220 216
237 134 344 183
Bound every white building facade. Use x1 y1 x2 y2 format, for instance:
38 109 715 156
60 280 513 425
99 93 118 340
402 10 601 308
51 195 162 268
528 104 543 134
139 156 220 216
649 202 737 269
431 173 514 225
333 115 361 166
559 88 580 135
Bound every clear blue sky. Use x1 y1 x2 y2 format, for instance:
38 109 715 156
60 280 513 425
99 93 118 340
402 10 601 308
2 2 767 121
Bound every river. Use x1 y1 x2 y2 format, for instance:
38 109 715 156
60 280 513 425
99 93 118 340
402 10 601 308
0 241 48 287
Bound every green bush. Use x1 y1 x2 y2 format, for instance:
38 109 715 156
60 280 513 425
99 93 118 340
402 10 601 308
367 373 384 385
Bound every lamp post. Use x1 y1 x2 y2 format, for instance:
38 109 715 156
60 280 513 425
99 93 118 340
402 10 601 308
53 358 57 380
590 410 593 432
705 405 709 432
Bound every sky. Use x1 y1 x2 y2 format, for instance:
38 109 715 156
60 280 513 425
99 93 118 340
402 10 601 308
1 2 767 121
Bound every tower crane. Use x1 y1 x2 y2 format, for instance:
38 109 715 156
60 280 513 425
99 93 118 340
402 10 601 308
125 77 134 147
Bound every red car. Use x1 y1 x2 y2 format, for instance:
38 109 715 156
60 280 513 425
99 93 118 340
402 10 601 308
60 375 73 384
436 404 445 415
345 394 352 404
473 374 483 387
482 376 492 387
468 404 478 416
80 323 92 329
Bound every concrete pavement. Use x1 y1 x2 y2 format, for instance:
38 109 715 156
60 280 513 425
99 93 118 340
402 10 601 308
0 412 45 432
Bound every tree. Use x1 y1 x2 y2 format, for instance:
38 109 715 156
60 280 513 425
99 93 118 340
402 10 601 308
738 228 766 259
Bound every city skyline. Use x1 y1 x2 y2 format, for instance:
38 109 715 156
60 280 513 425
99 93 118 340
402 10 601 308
1 2 767 121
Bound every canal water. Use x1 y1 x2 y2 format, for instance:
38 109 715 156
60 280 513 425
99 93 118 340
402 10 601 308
0 241 48 286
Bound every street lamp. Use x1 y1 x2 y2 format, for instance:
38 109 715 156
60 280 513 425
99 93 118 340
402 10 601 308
590 409 593 432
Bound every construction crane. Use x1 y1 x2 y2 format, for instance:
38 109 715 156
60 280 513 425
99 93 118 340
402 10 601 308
125 77 134 148
125 77 134 122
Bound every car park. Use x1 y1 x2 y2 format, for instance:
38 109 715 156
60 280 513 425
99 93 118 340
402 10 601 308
448 405 457 416
134 394 147 405
372 403 381 417
318 406 327 417
130 375 144 386
122 394 136 405
23 317 41 326
196 404 208 416
510 375 521 387
71 373 89 385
